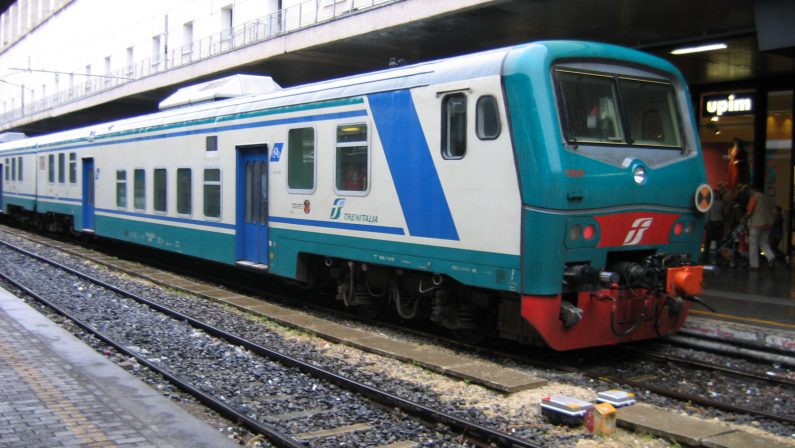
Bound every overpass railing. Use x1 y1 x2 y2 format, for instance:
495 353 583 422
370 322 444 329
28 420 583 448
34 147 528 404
1 0 400 128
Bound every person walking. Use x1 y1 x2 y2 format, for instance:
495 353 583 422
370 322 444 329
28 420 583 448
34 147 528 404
743 186 776 269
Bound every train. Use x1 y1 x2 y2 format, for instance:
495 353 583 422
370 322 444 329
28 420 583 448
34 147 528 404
0 41 714 351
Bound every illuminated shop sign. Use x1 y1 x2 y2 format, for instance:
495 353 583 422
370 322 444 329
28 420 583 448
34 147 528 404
702 93 754 117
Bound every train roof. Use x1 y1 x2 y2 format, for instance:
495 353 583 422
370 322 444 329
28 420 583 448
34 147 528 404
0 40 682 154
0 44 513 154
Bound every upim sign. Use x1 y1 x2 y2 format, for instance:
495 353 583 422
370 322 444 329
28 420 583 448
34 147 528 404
702 93 754 117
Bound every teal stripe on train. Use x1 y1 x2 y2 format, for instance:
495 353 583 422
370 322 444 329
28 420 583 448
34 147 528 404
3 200 520 291
268 228 521 292
95 215 235 264
38 201 80 219
3 196 36 211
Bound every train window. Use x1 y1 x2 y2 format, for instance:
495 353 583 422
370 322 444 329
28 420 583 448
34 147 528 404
245 162 253 223
154 168 167 213
476 96 501 140
4 158 8 181
48 155 55 183
69 153 77 183
177 168 192 215
442 93 467 159
58 153 65 183
259 161 267 224
11 158 15 181
134 169 146 210
250 163 260 224
116 170 127 208
618 78 682 148
555 70 625 144
335 124 368 193
17 157 22 181
203 168 221 218
287 127 315 192
206 136 218 152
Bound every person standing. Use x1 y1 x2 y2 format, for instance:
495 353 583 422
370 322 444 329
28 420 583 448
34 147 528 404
727 138 749 193
743 186 776 269
703 187 725 263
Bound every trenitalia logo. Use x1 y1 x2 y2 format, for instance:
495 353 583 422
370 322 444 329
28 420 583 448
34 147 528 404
623 218 654 245
330 198 346 220
595 212 678 248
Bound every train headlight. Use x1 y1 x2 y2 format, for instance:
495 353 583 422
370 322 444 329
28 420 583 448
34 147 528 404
633 166 647 185
566 219 600 248
670 219 697 241
583 224 596 240
673 222 684 236
569 224 583 241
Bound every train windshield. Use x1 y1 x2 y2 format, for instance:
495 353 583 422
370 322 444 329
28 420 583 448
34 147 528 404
555 69 683 148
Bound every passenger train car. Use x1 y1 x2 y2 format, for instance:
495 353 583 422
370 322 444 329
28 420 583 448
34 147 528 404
0 41 713 350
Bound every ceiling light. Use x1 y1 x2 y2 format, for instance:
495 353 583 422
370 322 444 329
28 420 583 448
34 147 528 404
670 43 727 55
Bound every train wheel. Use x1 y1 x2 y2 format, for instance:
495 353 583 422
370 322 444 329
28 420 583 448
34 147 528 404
338 281 386 319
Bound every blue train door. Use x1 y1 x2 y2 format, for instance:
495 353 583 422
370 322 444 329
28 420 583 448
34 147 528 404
236 145 269 268
0 163 4 212
81 158 95 231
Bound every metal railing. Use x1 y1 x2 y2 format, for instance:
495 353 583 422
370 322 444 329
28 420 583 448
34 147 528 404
0 0 400 127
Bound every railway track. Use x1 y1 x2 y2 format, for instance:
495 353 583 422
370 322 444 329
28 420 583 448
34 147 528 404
0 235 544 448
2 223 795 439
585 345 795 426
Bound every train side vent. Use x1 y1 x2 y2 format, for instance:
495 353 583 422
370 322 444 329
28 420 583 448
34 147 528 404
158 75 281 110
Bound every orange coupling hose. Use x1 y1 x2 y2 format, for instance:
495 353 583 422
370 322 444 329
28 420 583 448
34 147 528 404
665 266 704 297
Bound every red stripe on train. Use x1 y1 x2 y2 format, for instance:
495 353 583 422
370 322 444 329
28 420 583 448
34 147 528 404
594 212 679 248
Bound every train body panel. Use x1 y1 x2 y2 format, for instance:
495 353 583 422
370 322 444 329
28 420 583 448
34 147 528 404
0 41 711 350
1 151 37 214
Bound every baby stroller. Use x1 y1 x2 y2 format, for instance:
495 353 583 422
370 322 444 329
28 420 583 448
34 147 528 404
716 223 748 268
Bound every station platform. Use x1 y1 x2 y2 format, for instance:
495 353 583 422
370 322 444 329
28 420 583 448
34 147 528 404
680 260 795 354
0 287 238 448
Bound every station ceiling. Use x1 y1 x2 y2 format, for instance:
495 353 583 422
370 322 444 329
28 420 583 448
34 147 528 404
9 0 795 134
263 0 791 87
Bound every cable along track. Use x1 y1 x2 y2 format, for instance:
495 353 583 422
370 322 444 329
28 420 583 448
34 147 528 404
0 238 543 448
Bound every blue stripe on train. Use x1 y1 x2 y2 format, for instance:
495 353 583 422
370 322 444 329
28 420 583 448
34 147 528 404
367 90 459 241
269 216 404 235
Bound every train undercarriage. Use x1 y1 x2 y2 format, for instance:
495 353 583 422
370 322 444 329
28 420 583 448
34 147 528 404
5 205 74 234
2 205 708 351
305 252 708 350
304 256 497 343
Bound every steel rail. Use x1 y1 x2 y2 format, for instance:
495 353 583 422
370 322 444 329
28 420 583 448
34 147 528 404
0 263 306 448
4 223 794 431
619 345 795 388
0 238 543 448
606 374 795 426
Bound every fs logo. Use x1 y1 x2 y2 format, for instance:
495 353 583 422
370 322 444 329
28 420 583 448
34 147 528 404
269 143 284 162
330 198 346 220
623 218 654 246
